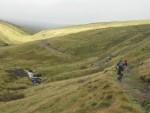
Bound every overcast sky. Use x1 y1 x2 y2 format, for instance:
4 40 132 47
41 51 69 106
0 0 150 25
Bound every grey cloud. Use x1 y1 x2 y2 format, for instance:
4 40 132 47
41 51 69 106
0 0 150 25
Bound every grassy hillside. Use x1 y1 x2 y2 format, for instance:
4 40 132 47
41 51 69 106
0 21 149 113
0 21 31 45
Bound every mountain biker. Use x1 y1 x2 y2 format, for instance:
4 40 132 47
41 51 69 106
25 69 41 85
116 60 125 82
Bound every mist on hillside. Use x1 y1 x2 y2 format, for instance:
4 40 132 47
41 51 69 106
11 20 67 33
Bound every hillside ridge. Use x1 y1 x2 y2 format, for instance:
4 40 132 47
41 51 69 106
0 19 150 45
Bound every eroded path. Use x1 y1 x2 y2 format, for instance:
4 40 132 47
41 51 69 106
121 75 150 113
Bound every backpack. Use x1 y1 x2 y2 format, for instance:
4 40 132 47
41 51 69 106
118 64 124 71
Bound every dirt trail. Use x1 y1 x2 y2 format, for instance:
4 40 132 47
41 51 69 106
38 40 72 59
120 76 150 112
122 78 150 101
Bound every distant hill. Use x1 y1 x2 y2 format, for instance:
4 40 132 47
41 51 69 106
9 20 67 33
0 19 150 44
0 20 31 45
32 19 150 40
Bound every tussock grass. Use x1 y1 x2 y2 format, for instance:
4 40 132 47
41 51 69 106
0 72 143 113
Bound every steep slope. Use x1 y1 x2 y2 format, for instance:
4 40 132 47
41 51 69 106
0 23 149 113
0 21 31 45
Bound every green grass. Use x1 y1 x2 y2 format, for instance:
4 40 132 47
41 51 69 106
0 20 149 113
